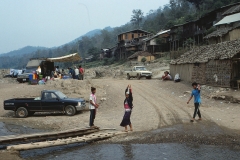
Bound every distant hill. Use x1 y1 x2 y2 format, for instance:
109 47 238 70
69 29 101 44
0 46 48 57
0 27 113 68
68 26 113 44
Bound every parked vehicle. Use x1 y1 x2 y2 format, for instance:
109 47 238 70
125 66 152 80
17 59 54 83
4 90 86 118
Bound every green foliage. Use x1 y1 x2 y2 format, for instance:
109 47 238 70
84 61 103 69
103 57 116 65
206 26 217 35
87 47 99 61
130 9 144 28
184 38 195 49
165 20 175 29
141 57 147 63
186 0 204 10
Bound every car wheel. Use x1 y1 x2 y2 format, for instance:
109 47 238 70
28 111 35 116
65 105 76 116
16 107 28 118
127 74 130 80
146 76 152 79
137 74 141 80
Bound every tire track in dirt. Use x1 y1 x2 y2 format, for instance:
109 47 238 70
143 80 215 124
132 80 183 127
142 81 192 121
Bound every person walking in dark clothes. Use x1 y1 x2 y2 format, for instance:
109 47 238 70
187 82 202 122
89 87 99 128
120 85 133 132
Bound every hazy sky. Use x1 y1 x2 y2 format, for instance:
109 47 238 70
0 0 169 54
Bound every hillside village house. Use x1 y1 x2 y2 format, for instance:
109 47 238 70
115 29 151 59
127 51 155 62
142 30 170 54
169 2 240 51
204 5 240 44
170 39 240 88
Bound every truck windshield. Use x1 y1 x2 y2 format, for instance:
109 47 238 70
136 67 147 71
55 91 68 99
25 68 37 73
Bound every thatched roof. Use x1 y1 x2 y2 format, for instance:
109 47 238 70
222 4 240 16
170 39 240 65
204 27 233 39
204 23 240 39
128 51 154 59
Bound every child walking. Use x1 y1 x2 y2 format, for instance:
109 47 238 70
120 85 133 132
89 87 99 128
187 82 202 122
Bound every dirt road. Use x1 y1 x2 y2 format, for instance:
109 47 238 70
1 78 240 159
0 79 239 133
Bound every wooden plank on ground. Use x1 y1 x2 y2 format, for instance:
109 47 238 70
7 131 126 151
0 128 99 144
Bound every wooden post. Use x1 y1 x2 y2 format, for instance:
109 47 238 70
198 35 200 45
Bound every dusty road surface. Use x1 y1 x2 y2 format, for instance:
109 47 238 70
0 78 239 132
0 78 240 159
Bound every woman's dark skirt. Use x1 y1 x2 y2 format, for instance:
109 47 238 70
120 111 131 127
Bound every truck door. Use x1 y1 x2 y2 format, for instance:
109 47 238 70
27 100 41 111
41 92 64 111
132 67 137 76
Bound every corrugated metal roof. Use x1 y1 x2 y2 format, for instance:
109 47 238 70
214 12 240 26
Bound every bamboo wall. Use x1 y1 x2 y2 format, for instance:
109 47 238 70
138 56 155 62
170 59 232 87
191 64 206 84
170 64 194 82
206 60 232 87
229 29 240 41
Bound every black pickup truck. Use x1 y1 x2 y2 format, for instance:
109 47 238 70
4 90 86 118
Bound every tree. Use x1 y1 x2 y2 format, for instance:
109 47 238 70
165 20 175 29
186 0 204 10
87 47 99 61
141 57 147 63
131 9 144 28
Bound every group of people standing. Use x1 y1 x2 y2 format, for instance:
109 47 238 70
68 65 84 80
89 85 133 132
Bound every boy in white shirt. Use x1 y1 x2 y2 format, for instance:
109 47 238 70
89 87 99 128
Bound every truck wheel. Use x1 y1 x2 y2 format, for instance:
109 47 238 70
16 107 28 118
127 74 130 80
137 74 141 80
65 105 76 116
146 76 152 79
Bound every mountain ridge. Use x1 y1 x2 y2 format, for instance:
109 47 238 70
0 27 113 57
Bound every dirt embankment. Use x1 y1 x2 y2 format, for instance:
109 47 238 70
84 60 169 79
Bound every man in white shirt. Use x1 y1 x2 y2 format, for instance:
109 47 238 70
89 87 99 128
74 66 79 79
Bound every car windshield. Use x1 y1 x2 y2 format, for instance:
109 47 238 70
135 67 147 71
55 91 68 99
25 68 37 73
